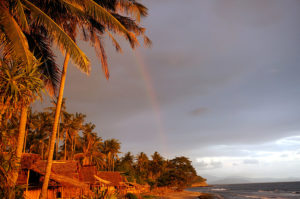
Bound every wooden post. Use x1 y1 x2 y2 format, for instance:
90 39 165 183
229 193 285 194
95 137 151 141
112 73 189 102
26 169 30 195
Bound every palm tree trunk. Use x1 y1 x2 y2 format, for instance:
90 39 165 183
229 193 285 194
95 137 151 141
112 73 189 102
56 121 60 159
40 53 70 199
11 105 28 185
64 130 67 160
23 130 28 153
41 142 44 160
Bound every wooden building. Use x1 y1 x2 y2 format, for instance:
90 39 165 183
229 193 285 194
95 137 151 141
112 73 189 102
17 153 89 199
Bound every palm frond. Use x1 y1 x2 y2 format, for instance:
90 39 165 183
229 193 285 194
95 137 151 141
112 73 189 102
106 30 122 53
22 0 90 74
92 33 109 79
116 0 148 23
25 32 60 96
15 0 30 32
0 4 34 65
113 13 151 47
64 0 138 48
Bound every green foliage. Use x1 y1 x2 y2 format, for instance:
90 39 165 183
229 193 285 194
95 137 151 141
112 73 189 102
115 152 205 190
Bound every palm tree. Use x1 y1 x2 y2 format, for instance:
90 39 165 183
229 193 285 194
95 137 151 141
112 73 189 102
59 113 85 160
102 139 121 171
0 0 90 72
1 0 93 189
0 58 44 187
136 152 149 178
75 123 105 168
46 98 68 159
26 112 53 159
149 152 165 180
39 1 144 196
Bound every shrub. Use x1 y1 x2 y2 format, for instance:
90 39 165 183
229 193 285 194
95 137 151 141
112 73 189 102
125 193 138 199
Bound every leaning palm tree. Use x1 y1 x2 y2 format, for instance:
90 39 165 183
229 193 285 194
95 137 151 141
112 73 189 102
40 1 150 197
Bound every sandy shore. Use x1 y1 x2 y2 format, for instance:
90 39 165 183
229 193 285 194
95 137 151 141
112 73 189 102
157 190 201 199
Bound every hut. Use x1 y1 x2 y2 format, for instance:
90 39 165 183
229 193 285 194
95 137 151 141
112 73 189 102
79 166 111 191
17 154 89 199
79 167 128 195
96 171 128 194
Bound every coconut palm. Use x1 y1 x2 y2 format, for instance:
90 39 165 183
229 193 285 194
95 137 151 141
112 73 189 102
136 152 149 178
0 58 44 186
0 0 90 71
75 123 106 168
26 111 53 159
46 98 67 159
59 113 85 160
39 1 144 196
0 0 94 189
102 139 121 171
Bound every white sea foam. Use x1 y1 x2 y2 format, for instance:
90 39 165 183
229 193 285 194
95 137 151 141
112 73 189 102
211 188 227 191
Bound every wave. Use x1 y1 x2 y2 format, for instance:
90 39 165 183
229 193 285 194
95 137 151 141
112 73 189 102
211 188 227 191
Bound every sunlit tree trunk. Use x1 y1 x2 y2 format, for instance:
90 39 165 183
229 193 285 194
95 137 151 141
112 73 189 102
11 105 28 185
64 130 68 160
23 130 28 153
56 122 60 159
40 53 70 199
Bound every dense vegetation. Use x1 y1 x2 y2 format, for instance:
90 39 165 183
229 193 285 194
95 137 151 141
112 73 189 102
0 0 204 198
2 99 205 191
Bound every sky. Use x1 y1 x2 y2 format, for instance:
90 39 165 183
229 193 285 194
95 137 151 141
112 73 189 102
35 0 300 181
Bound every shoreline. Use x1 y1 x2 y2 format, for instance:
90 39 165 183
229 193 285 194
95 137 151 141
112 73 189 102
157 190 201 199
155 190 218 199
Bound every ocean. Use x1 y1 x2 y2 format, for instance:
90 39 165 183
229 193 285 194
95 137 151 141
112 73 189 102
187 181 300 199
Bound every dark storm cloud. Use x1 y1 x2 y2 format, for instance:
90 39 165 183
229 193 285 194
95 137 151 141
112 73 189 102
34 0 300 178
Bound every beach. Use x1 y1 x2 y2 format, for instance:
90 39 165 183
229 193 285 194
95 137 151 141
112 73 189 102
158 190 201 199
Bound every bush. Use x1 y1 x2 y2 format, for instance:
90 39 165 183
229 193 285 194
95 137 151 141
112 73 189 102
142 195 157 199
125 193 138 199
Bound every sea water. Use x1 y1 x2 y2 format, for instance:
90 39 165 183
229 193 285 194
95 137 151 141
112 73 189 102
187 181 300 199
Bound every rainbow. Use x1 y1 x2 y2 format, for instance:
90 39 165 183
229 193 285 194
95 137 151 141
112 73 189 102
133 50 169 155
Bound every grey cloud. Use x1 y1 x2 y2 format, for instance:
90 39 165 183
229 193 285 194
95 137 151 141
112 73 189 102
189 107 208 116
196 160 223 170
243 159 259 165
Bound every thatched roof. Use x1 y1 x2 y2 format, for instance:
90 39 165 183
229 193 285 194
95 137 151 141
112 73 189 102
45 172 87 188
30 160 86 188
97 171 126 187
32 160 80 178
79 165 97 184
79 167 126 187
20 153 41 169
94 175 111 185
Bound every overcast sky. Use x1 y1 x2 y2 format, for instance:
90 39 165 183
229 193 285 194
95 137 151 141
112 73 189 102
35 0 300 180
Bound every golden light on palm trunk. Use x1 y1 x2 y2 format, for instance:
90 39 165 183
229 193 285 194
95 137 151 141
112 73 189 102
11 105 28 185
40 53 70 199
